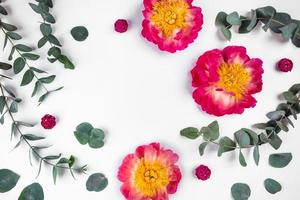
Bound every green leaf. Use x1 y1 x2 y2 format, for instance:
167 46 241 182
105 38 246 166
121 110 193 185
39 75 55 84
253 146 260 166
6 32 22 40
30 67 47 74
15 44 32 52
269 13 292 33
74 122 93 145
52 166 58 185
231 183 251 200
282 91 299 103
86 173 108 192
218 136 236 156
71 26 89 41
288 83 300 95
202 121 219 141
32 81 41 97
18 183 44 200
47 35 61 46
234 130 251 148
0 5 8 15
242 128 259 145
292 27 300 47
220 25 232 41
266 110 285 120
21 70 34 86
40 23 52 36
239 150 247 167
0 62 12 70
48 47 61 58
38 37 48 48
1 22 17 31
269 153 293 168
264 178 282 194
23 134 45 141
22 53 40 61
13 57 26 74
0 96 5 114
180 127 199 139
199 142 208 156
88 128 105 149
226 12 241 26
38 92 49 104
0 169 20 193
215 12 231 27
256 6 276 24
276 121 288 132
239 10 258 33
29 3 43 14
42 12 55 24
9 101 18 113
58 55 74 69
269 134 282 150
254 123 275 130
279 23 297 40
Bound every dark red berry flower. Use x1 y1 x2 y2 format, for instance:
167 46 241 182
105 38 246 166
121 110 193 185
41 114 56 129
195 164 211 181
114 19 128 33
277 58 293 72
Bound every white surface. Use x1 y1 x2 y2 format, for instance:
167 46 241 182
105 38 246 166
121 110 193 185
0 0 300 199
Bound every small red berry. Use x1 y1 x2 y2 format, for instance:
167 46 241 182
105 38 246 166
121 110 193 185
114 19 128 33
41 114 56 129
195 165 211 181
277 58 293 72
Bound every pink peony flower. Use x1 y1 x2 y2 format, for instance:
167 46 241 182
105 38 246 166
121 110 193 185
118 143 182 200
277 58 293 72
195 165 211 181
41 114 56 129
115 19 129 33
191 46 264 116
142 0 203 53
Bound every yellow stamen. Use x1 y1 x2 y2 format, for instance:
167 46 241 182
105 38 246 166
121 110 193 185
151 0 189 37
217 63 250 99
133 159 169 197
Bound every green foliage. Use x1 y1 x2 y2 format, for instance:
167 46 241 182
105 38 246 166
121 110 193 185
215 6 300 48
86 173 108 192
0 62 12 70
201 120 219 141
18 183 44 200
29 1 75 69
231 183 251 200
71 26 89 41
0 169 20 193
180 127 199 139
269 153 293 168
264 178 282 194
74 123 106 149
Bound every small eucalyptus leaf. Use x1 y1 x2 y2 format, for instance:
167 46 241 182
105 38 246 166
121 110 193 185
86 173 108 192
269 153 293 168
18 183 44 200
0 169 20 193
180 127 199 139
264 178 282 194
231 183 251 200
71 26 89 41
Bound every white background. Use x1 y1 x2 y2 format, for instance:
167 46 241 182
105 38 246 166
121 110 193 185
0 0 300 199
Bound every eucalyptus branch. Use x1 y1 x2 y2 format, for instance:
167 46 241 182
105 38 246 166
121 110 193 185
29 0 75 69
0 3 62 103
181 84 300 167
0 80 87 184
215 6 300 48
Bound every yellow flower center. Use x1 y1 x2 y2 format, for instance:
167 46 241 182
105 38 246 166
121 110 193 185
134 159 169 197
151 0 189 37
217 63 250 99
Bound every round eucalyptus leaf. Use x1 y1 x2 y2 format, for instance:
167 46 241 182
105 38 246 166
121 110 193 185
231 183 251 200
0 169 20 193
86 173 108 192
269 153 293 168
18 183 44 200
74 122 93 145
264 178 282 194
88 128 105 149
180 127 199 139
71 26 89 41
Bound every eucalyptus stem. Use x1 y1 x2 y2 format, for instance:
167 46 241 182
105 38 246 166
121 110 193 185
0 82 85 173
1 27 49 93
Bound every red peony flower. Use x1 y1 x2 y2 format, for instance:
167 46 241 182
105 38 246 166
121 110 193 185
118 143 182 200
277 58 293 72
41 114 56 129
191 46 264 116
195 165 211 181
142 0 203 53
115 19 129 33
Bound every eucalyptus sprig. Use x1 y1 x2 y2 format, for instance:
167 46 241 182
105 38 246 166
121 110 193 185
215 6 300 47
29 0 75 69
0 2 62 103
181 83 300 167
0 78 87 184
